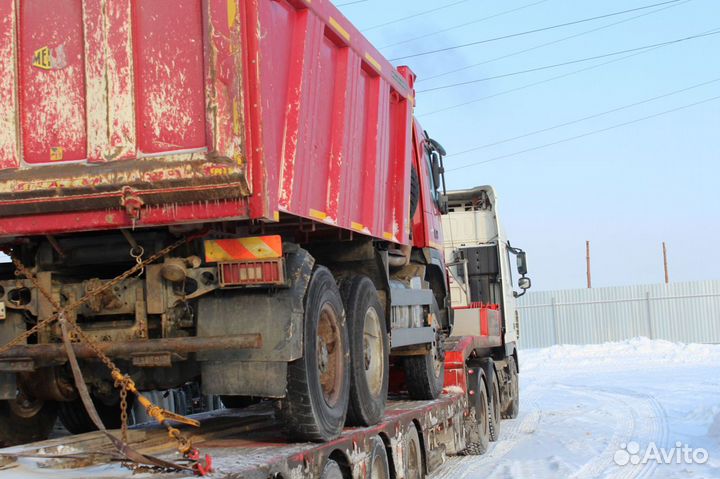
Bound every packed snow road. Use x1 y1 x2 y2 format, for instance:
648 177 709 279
435 338 720 479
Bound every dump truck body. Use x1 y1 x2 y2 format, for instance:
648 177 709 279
0 0 413 243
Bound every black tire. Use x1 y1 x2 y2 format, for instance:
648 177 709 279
320 459 344 479
220 396 261 409
341 276 389 426
501 356 519 420
58 394 131 434
487 366 501 442
0 398 57 447
404 326 444 400
278 266 350 442
462 375 490 455
369 436 390 479
404 425 424 479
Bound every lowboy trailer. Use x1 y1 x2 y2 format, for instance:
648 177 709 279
0 0 531 476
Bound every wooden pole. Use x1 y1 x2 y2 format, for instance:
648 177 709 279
662 241 669 284
586 240 592 289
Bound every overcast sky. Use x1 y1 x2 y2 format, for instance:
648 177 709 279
337 0 720 290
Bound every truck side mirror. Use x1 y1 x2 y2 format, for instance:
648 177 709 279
516 251 528 276
518 276 531 290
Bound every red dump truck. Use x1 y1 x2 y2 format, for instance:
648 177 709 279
0 0 531 476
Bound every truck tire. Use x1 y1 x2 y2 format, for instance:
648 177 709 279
0 398 57 447
403 425 424 479
404 327 444 400
462 375 490 455
341 276 389 426
279 266 350 442
487 366 502 442
501 355 519 419
320 459 344 479
369 436 390 479
58 394 131 434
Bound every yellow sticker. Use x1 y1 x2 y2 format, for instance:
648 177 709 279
33 46 52 70
50 147 64 162
227 0 237 29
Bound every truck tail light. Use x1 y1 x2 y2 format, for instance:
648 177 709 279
218 259 286 288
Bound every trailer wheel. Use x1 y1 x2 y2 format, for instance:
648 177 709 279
279 266 350 442
501 355 519 419
487 366 502 442
320 459 344 479
369 436 390 479
403 425 425 479
341 276 389 426
462 375 490 455
0 396 57 447
58 393 132 434
404 324 444 400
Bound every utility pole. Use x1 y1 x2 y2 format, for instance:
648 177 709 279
662 241 669 284
586 240 592 289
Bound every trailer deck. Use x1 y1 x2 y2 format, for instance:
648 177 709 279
0 392 468 478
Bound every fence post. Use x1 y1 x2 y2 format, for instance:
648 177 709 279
551 297 559 346
645 291 654 339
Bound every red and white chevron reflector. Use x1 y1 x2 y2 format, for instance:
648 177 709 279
204 235 282 263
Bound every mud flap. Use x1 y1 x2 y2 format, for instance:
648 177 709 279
196 247 314 397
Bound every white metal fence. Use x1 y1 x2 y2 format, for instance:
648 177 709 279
516 280 720 349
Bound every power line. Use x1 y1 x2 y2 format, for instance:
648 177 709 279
379 0 552 50
336 0 368 6
445 94 720 171
417 30 720 93
419 47 665 117
448 77 720 156
419 23 719 117
389 0 684 61
417 0 691 83
363 0 470 32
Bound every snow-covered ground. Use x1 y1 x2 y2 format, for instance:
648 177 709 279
435 338 720 479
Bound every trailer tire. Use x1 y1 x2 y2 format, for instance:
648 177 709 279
58 394 132 434
487 366 502 442
0 398 57 447
320 459 344 479
279 266 350 442
462 375 490 455
369 436 390 479
403 425 425 479
501 355 519 419
341 276 389 426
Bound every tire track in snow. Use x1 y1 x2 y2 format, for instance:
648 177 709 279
562 384 668 479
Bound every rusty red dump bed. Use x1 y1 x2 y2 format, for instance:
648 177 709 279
0 0 415 243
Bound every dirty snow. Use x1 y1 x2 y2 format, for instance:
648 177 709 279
435 337 720 479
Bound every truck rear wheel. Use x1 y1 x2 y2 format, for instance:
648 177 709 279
462 375 490 455
501 355 519 419
58 394 130 434
0 396 57 447
404 328 444 400
487 366 502 441
279 266 350 442
341 276 389 426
